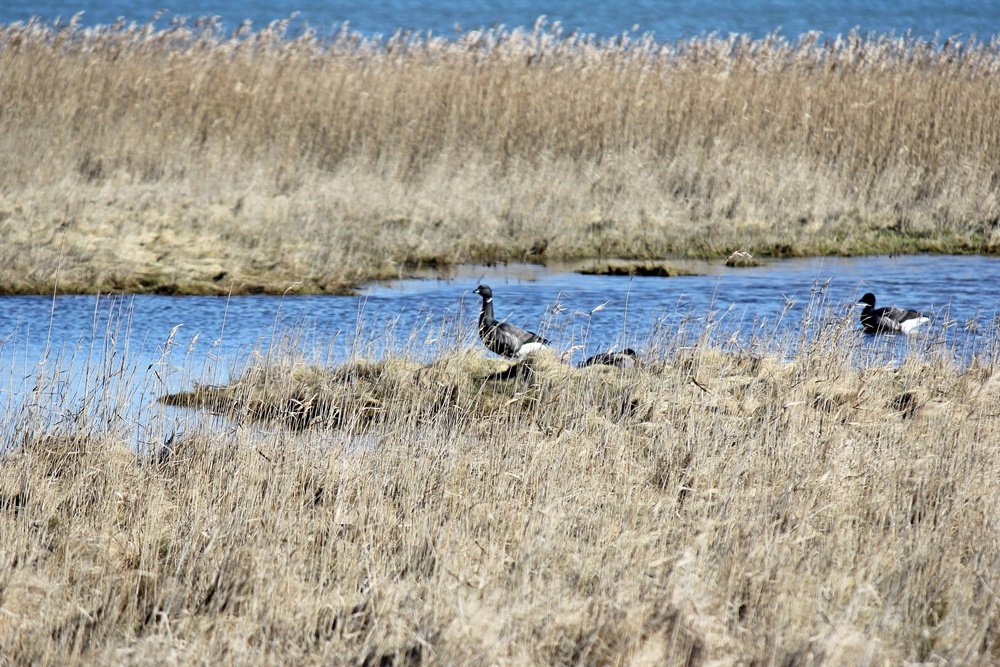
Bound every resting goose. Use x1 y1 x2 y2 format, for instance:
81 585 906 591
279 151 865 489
581 348 639 368
858 292 929 334
473 284 549 358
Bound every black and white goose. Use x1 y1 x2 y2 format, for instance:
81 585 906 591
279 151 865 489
858 292 929 334
473 284 549 358
581 348 639 369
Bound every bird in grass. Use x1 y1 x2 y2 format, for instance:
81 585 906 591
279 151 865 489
580 348 639 369
473 284 549 358
857 292 929 334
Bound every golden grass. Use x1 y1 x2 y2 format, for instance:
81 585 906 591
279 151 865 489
2 20 1000 293
2 316 999 664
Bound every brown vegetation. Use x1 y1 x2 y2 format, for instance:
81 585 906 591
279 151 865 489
575 261 702 277
2 317 999 664
1 20 1000 294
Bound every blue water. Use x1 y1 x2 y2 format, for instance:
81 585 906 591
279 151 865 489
1 254 998 383
2 0 998 42
1 255 998 449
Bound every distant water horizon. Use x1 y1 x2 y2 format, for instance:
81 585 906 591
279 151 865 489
3 0 999 43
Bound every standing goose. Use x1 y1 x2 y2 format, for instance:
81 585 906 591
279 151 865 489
473 285 549 358
858 292 929 334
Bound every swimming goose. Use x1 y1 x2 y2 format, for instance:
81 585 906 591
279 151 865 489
581 348 639 368
473 285 549 358
858 292 929 334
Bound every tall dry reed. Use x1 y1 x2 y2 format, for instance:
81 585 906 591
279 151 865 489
1 20 1000 293
1 309 998 665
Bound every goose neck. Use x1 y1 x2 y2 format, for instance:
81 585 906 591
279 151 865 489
479 297 495 325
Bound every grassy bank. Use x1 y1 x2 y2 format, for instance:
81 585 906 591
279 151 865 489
2 21 1000 294
1 316 999 664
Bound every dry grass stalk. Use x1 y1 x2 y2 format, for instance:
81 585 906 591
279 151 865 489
1 315 999 664
1 21 1000 293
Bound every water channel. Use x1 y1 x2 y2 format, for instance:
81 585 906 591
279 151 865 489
1 254 998 449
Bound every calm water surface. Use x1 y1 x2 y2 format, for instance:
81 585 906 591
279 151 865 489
1 255 998 447
1 254 998 374
3 0 998 42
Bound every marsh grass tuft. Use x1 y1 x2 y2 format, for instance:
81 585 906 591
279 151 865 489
2 21 1000 293
2 310 999 664
723 251 762 268
575 261 703 278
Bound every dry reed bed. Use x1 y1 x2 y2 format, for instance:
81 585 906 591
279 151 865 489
2 328 999 665
2 21 1000 293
